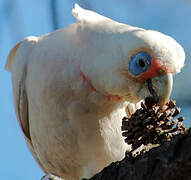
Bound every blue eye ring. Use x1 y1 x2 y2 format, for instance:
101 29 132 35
129 51 152 76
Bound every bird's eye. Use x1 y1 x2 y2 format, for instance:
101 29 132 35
129 51 152 76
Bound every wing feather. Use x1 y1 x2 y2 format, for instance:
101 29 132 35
6 37 48 172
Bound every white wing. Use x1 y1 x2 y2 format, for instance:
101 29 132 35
6 37 48 173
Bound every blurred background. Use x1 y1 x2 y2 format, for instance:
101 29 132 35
1 0 191 179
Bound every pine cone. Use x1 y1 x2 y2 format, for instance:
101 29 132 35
122 97 186 152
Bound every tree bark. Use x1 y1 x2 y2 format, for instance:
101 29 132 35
83 129 191 180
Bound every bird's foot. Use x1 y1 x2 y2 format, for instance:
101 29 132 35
41 174 64 180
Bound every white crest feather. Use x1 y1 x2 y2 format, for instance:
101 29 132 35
72 3 115 25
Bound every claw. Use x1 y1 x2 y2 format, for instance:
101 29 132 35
41 174 64 180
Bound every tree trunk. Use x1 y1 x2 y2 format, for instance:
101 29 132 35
83 129 191 180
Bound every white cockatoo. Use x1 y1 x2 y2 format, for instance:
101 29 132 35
6 4 185 180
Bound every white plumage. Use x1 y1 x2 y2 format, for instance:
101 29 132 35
6 4 185 180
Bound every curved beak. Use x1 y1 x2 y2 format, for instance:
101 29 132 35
139 73 173 106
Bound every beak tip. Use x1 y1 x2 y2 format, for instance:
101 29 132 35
145 96 169 108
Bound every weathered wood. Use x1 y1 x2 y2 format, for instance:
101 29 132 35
83 129 191 180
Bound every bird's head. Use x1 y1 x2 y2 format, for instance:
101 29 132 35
72 4 185 106
116 29 185 106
